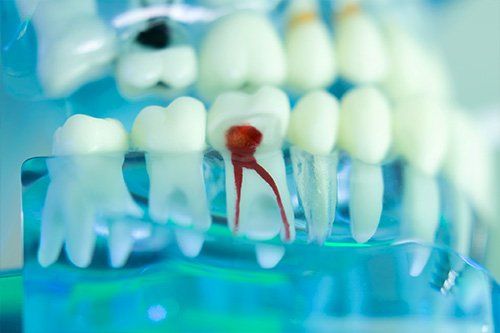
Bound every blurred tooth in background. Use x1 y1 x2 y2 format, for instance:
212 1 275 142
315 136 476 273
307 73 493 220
288 90 340 244
285 0 336 92
339 87 391 243
131 97 210 258
39 115 143 268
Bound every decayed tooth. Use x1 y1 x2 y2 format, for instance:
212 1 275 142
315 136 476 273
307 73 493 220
288 91 340 244
207 86 295 242
335 2 388 84
255 244 285 269
131 97 211 232
198 12 286 100
285 0 336 92
338 87 391 243
39 115 142 268
16 0 117 98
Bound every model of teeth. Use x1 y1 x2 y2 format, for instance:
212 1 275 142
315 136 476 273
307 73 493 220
207 86 295 245
338 87 391 243
116 20 197 98
285 0 336 92
131 97 210 256
335 2 388 84
198 12 286 101
16 0 117 98
288 90 340 244
39 115 143 268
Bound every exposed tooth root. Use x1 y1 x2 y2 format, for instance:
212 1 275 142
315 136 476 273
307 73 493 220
175 229 205 258
255 244 285 269
108 221 136 268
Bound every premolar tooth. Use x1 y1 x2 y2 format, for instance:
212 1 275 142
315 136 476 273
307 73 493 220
208 86 295 242
131 97 211 231
339 87 391 242
285 0 336 92
255 244 285 269
288 91 340 244
199 12 286 100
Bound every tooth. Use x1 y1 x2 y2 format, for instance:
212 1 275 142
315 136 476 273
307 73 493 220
198 12 286 100
338 87 391 242
288 90 339 244
39 115 142 267
108 221 136 268
16 0 117 97
207 86 295 242
449 187 472 257
175 229 205 258
131 97 211 231
285 0 336 92
255 244 285 269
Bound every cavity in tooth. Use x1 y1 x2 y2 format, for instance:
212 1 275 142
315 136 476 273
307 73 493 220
207 86 295 242
339 87 391 242
335 3 388 84
255 244 285 269
131 97 211 231
285 0 336 92
16 0 117 97
288 91 339 244
198 12 286 100
39 115 142 268
175 229 205 258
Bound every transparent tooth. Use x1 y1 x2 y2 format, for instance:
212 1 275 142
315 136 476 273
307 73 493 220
175 229 205 258
131 97 211 231
255 244 285 269
338 87 391 243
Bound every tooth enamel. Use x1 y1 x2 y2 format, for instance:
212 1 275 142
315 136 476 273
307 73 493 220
131 97 211 230
199 12 286 100
207 86 295 242
16 0 117 98
335 4 388 83
339 87 391 242
39 115 142 268
288 91 340 243
255 244 285 269
175 229 205 258
285 0 336 92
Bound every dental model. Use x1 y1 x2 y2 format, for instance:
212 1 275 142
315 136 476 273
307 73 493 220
288 90 340 244
131 97 210 257
16 0 117 98
198 12 286 100
334 2 388 84
285 0 336 92
338 87 391 243
39 115 143 268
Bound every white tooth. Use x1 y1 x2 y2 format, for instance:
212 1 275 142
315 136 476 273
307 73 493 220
255 244 285 269
335 4 388 84
208 86 295 242
108 221 135 268
339 87 391 243
159 46 198 89
175 229 204 258
17 0 117 98
288 91 339 244
199 12 286 100
285 0 336 92
402 166 440 277
39 115 142 268
449 188 472 257
117 51 164 91
131 97 211 230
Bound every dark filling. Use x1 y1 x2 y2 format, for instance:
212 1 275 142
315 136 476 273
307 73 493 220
136 21 170 49
225 125 291 241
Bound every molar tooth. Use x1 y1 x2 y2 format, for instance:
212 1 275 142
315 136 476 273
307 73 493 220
288 91 340 244
255 244 285 269
208 86 295 242
339 87 391 243
199 12 286 100
131 97 211 231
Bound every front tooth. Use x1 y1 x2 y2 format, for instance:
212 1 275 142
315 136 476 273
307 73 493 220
131 97 211 231
285 0 336 92
335 3 388 84
39 115 142 268
288 91 340 244
338 87 391 242
17 0 117 97
198 12 286 100
255 244 285 269
207 86 295 242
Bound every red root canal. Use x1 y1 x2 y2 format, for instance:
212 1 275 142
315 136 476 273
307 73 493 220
225 125 291 241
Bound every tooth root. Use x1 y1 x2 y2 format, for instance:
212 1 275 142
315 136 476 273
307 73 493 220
450 188 472 257
108 221 135 268
349 160 383 243
255 244 285 269
407 247 432 278
175 229 205 258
